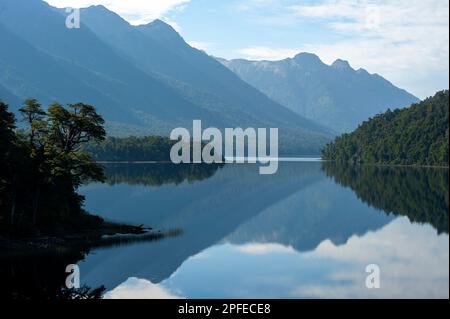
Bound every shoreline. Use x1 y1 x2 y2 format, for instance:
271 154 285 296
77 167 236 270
96 159 449 169
0 221 179 254
322 160 449 169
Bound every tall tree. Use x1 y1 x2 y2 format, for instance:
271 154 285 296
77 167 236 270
19 99 46 148
46 103 106 187
47 103 106 154
0 101 16 155
0 101 17 226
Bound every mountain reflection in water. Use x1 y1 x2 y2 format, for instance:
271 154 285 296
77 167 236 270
2 162 448 299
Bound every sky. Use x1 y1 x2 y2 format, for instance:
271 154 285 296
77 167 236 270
45 0 449 99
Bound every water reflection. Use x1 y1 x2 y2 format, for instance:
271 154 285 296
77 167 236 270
1 248 105 299
104 163 223 187
3 162 449 299
159 218 448 299
322 163 449 234
104 278 183 299
0 227 179 299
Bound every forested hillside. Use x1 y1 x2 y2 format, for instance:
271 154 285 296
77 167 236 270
84 136 176 162
322 90 449 166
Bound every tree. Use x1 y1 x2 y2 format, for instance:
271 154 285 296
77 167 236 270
0 101 17 227
47 103 106 154
1 99 107 236
19 99 46 148
18 99 48 225
0 101 16 157
45 103 106 190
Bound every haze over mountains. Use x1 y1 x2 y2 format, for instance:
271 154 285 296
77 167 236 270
0 0 418 154
0 0 332 154
220 55 419 133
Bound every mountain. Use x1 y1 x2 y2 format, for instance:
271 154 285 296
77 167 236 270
0 0 332 155
322 90 449 166
79 6 316 129
0 0 218 128
220 54 420 133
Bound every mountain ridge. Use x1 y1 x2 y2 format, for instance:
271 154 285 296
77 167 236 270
220 54 419 133
0 0 332 155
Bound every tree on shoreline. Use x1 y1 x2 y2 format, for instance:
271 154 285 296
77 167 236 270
0 99 106 237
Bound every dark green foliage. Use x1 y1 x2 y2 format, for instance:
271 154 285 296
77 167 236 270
85 136 176 162
323 163 449 234
103 163 223 187
0 240 110 300
0 101 16 158
322 90 449 166
0 99 106 237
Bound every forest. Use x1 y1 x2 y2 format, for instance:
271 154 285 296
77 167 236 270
84 136 176 162
322 90 449 166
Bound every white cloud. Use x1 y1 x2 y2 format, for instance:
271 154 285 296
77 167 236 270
236 0 449 98
294 218 449 298
161 17 183 33
45 0 448 97
237 46 300 61
103 277 183 299
187 41 216 53
237 243 296 255
45 0 190 25
293 0 449 98
162 218 448 298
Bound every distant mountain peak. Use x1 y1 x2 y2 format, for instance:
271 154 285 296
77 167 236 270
137 19 183 43
140 19 175 33
222 53 419 133
332 59 353 70
292 52 324 65
87 4 108 11
82 4 130 27
148 19 169 27
357 68 369 75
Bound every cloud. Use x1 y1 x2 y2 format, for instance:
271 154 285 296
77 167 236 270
235 0 449 98
45 0 448 97
294 0 449 98
103 277 183 299
187 41 216 53
237 243 296 255
45 0 190 25
293 218 449 298
237 46 300 61
161 218 448 298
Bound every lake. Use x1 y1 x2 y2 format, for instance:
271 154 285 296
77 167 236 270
3 161 449 299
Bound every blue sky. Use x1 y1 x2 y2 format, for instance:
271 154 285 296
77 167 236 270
46 0 449 99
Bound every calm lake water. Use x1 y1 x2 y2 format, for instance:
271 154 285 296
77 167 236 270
4 161 449 299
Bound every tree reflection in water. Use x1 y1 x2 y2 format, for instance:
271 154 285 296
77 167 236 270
322 162 449 234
